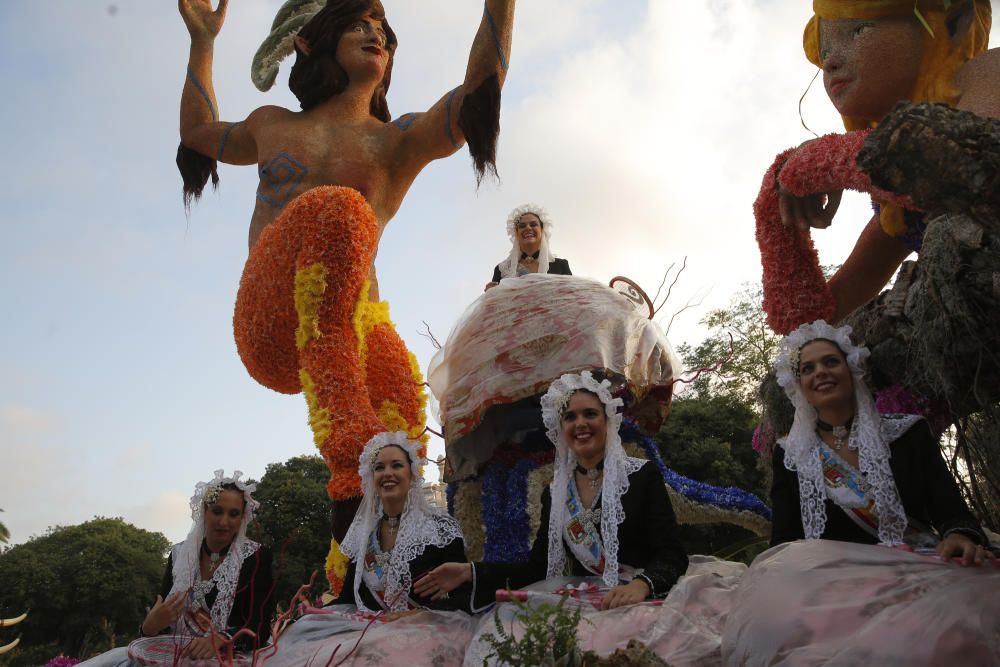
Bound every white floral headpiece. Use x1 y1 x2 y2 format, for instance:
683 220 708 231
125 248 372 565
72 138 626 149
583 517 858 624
189 469 259 522
774 320 907 546
358 431 426 489
540 370 623 444
774 320 868 392
505 203 553 243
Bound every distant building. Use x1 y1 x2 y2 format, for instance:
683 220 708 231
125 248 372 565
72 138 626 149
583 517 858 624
422 481 447 510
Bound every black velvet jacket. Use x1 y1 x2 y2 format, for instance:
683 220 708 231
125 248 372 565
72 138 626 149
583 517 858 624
159 544 275 651
470 461 688 610
329 537 472 613
771 418 987 546
491 257 572 283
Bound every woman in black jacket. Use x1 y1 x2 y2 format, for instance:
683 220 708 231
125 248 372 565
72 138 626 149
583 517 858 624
415 370 687 611
485 204 572 291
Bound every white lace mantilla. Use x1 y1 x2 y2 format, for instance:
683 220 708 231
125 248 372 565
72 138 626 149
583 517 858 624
170 539 261 635
541 371 644 588
341 432 464 612
774 322 916 546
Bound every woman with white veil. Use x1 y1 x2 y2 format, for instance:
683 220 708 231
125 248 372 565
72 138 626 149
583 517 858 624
263 432 477 666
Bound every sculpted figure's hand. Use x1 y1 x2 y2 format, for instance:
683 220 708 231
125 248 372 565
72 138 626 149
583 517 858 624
141 591 186 636
179 0 229 43
777 141 843 232
937 532 996 566
599 578 650 611
484 281 499 291
413 562 471 599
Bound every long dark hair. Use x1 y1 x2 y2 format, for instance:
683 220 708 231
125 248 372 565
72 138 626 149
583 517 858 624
289 0 397 116
177 0 397 208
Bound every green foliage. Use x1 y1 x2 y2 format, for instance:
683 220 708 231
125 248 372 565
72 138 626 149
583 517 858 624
0 509 9 544
0 517 169 665
658 395 770 560
675 283 778 406
251 455 332 606
481 593 590 667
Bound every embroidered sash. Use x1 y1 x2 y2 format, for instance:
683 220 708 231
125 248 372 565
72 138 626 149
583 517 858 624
564 477 606 575
818 445 880 539
360 530 392 611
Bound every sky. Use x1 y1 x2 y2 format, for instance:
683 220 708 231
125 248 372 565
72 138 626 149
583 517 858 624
3 1 993 547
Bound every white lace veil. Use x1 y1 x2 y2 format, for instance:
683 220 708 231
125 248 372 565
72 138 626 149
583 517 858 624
169 470 260 635
540 371 643 587
774 320 908 545
497 204 556 280
340 432 463 612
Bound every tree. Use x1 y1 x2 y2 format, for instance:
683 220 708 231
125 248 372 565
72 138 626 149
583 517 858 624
675 283 779 406
0 518 169 665
251 455 332 607
657 394 770 558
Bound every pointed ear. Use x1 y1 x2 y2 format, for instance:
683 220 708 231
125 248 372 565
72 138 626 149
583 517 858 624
294 34 312 56
946 0 976 48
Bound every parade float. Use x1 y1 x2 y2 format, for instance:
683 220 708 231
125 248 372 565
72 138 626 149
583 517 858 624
428 274 772 564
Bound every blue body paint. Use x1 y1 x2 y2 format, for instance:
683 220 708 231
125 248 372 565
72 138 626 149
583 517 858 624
216 122 240 161
186 66 218 122
256 152 309 209
483 3 509 71
392 113 418 131
444 87 461 149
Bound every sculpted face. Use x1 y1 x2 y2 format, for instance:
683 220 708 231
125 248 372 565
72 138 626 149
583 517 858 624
560 390 608 465
515 213 543 254
798 340 854 413
819 17 924 121
335 12 389 81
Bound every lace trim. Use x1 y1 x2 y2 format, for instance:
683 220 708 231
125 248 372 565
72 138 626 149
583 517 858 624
170 539 260 635
499 204 556 280
341 434 464 613
541 371 638 588
775 322 909 546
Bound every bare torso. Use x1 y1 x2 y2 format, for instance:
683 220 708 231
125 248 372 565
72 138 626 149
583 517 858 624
245 105 422 300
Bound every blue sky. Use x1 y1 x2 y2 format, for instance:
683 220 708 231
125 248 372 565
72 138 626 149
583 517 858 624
3 1 989 545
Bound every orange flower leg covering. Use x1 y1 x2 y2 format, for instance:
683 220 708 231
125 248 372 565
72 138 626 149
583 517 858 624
359 314 429 458
234 184 385 494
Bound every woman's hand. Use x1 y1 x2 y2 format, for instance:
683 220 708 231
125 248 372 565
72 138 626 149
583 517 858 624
777 140 843 231
179 0 229 44
600 579 650 611
937 532 995 566
183 634 223 661
413 562 472 600
141 592 186 636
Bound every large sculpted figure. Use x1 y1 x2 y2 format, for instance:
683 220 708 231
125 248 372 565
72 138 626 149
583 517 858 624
175 0 515 592
758 0 999 332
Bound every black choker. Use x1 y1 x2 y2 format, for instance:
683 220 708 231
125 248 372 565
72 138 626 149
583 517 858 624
520 250 540 261
382 513 401 537
575 460 604 490
201 540 230 572
817 418 854 451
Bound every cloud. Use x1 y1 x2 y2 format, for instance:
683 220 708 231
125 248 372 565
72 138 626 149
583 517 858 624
0 404 61 435
127 491 192 545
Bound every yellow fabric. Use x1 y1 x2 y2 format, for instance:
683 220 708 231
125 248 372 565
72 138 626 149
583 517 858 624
802 0 992 236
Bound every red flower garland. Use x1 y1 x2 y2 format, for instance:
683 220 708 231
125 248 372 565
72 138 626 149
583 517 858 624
754 131 913 334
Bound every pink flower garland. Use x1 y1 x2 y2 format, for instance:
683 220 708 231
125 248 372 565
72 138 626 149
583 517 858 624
754 131 913 334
